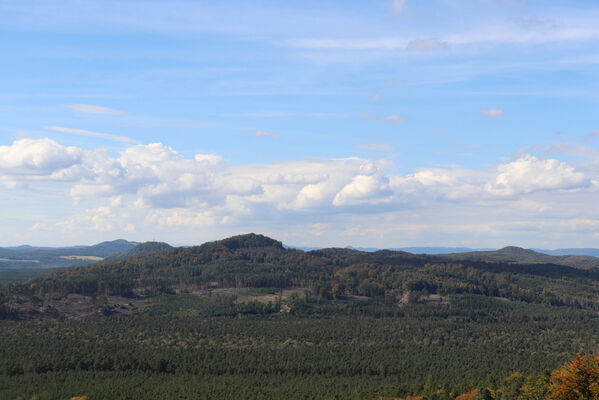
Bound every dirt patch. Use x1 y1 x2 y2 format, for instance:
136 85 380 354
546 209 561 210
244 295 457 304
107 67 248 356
180 287 309 304
11 294 152 320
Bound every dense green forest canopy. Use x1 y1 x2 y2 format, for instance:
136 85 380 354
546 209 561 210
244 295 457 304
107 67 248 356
1 233 599 399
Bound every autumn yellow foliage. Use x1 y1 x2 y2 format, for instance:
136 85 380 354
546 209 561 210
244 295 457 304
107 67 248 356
454 388 479 400
450 353 599 400
546 353 599 400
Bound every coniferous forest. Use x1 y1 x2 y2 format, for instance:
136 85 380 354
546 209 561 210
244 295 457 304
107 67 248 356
1 233 599 399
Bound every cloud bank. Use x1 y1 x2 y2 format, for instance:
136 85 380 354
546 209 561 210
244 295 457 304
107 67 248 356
1 137 597 247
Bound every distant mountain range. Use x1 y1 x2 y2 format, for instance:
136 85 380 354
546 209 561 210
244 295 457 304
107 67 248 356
295 245 599 258
440 246 599 270
15 234 599 312
0 240 139 269
3 237 599 271
532 248 599 257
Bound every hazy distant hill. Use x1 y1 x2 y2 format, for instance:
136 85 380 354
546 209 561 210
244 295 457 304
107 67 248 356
298 244 599 258
0 239 139 269
396 246 493 254
534 248 599 257
292 245 492 253
4 236 599 271
444 246 599 269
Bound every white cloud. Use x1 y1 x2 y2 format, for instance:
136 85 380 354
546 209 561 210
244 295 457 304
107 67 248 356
65 103 126 115
255 129 280 139
384 114 404 124
0 138 82 177
3 137 599 247
390 167 482 200
290 182 335 209
55 206 116 232
45 126 133 143
109 195 123 207
286 16 599 51
485 155 589 196
479 108 504 118
363 112 404 124
359 143 393 151
392 0 405 16
2 139 591 210
584 129 599 142
514 199 551 213
333 174 390 206
146 208 217 228
407 38 447 51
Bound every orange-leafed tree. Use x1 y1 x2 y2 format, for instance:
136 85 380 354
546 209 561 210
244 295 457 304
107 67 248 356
546 354 599 400
454 389 479 400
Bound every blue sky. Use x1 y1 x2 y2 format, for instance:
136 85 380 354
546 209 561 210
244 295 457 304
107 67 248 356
1 0 599 248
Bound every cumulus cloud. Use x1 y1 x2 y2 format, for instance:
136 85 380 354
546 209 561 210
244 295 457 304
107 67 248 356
333 173 391 206
479 108 504 118
390 167 482 200
147 208 217 228
485 155 589 196
45 126 133 143
0 138 82 177
1 137 596 245
65 104 126 115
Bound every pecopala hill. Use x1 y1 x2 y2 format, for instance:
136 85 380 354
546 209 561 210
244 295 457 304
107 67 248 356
1 233 599 399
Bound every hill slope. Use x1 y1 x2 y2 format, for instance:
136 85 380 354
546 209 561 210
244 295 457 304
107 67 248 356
4 233 598 319
104 241 173 262
3 234 599 399
443 245 599 269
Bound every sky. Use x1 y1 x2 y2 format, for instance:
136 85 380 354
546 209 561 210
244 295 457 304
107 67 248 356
1 0 599 248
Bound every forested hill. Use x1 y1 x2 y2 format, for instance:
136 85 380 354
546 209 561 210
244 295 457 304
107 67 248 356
6 233 599 316
104 241 173 262
3 234 599 399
